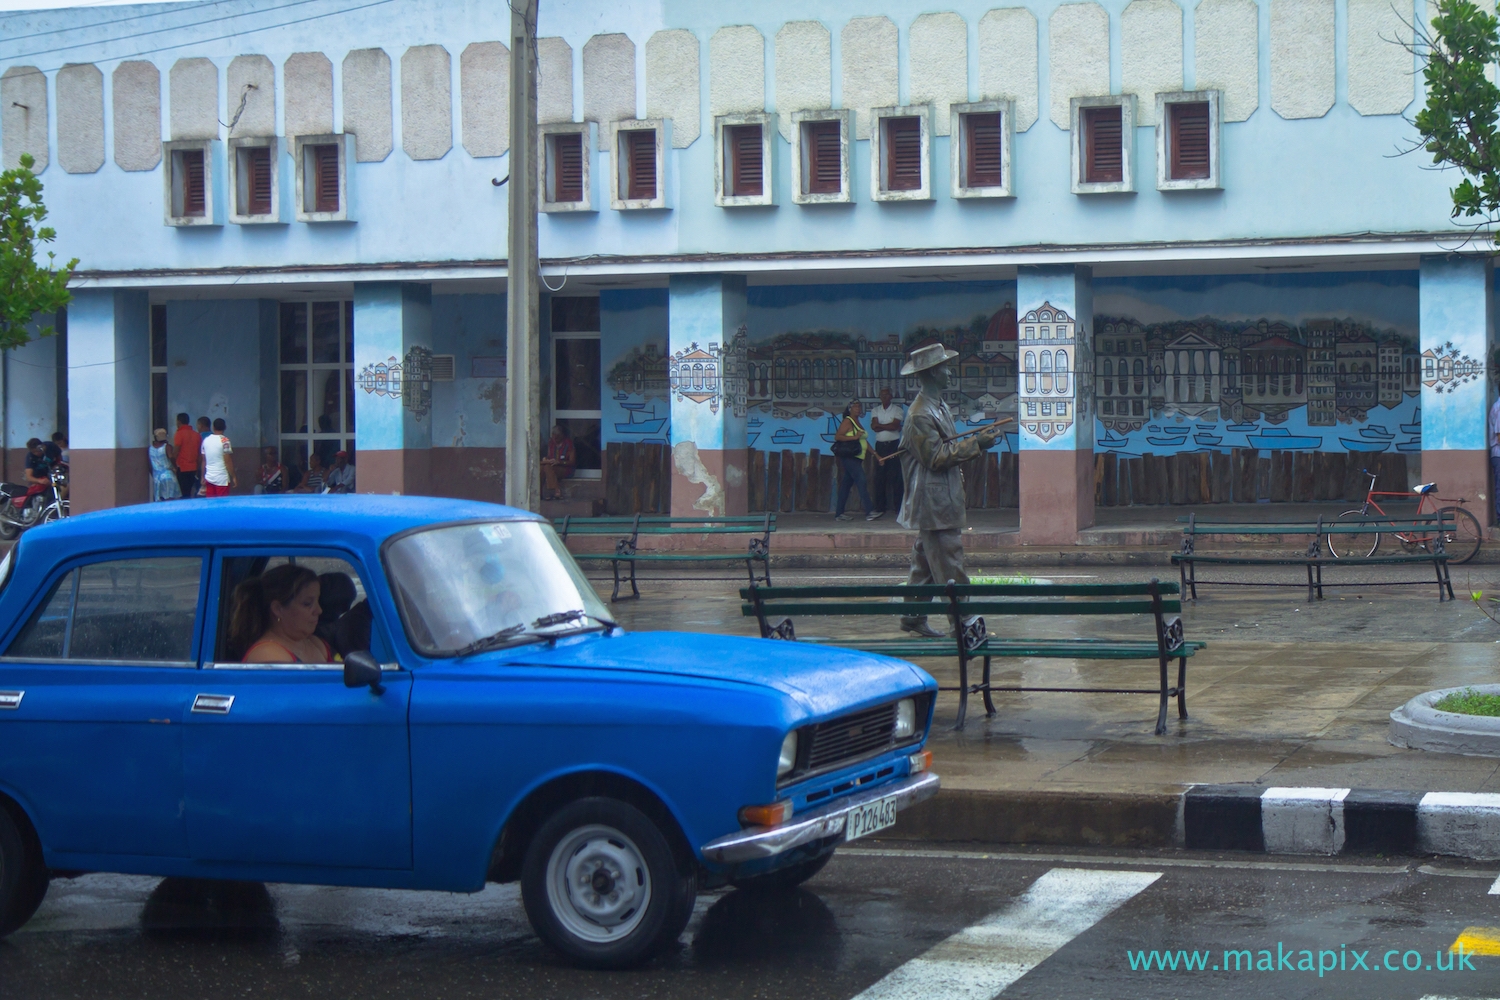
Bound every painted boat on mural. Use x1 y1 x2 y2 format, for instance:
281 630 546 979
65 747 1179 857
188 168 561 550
1359 424 1395 441
1400 409 1422 435
770 428 806 445
1147 435 1192 447
1340 438 1390 452
1396 438 1422 453
613 407 668 435
1245 428 1323 450
1227 422 1259 433
747 433 759 447
1197 424 1218 431
1096 430 1132 450
1194 432 1223 446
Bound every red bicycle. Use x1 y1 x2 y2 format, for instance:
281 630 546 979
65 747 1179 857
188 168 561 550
1328 468 1482 564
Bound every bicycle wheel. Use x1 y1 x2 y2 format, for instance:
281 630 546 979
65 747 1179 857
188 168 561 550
1329 510 1380 559
1438 506 1482 564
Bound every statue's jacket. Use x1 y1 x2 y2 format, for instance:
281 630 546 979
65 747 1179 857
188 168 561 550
896 389 985 532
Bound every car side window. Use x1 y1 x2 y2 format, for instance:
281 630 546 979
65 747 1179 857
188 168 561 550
213 554 378 663
7 557 203 663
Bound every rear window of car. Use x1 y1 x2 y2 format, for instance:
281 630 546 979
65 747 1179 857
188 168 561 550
7 556 203 663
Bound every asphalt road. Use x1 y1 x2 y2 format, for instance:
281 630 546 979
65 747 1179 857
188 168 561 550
4 844 1497 1000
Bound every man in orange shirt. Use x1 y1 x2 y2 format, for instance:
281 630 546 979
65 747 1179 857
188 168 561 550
172 413 201 499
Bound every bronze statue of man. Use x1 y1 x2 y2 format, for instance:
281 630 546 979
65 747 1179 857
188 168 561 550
896 343 999 637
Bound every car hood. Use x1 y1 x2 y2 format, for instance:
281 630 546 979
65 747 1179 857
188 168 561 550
500 631 933 718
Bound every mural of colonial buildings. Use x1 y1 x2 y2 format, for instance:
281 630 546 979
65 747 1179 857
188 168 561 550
1093 315 1418 432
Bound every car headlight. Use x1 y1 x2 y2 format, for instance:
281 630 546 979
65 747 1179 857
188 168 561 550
894 698 917 739
776 731 798 777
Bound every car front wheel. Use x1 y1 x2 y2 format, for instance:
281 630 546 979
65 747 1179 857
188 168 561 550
520 797 695 968
0 805 48 938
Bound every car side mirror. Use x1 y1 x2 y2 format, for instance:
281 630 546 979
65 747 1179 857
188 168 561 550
343 650 386 695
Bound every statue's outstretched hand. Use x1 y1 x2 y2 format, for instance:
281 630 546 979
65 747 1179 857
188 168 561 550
974 430 999 451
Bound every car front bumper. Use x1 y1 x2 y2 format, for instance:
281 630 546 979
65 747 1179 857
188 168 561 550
698 770 940 864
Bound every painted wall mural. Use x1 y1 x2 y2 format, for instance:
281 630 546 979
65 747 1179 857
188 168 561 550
1091 271 1422 458
597 272 1426 458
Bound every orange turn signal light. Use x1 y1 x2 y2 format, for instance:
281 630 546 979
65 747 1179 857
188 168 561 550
908 750 933 774
738 800 794 828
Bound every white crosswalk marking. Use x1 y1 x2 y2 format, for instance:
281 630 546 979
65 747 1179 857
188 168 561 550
1489 872 1500 895
849 868 1162 1000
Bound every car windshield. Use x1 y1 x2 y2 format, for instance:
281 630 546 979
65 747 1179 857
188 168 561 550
384 520 612 656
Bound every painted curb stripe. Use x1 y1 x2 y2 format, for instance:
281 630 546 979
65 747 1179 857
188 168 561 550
1449 926 1500 957
1260 787 1349 856
849 868 1161 1000
1418 792 1500 861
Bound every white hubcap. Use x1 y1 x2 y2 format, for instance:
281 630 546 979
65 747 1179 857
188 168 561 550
546 824 652 942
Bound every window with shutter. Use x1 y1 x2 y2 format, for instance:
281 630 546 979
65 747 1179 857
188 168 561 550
1082 106 1123 184
804 120 842 194
311 144 340 212
883 116 921 191
1169 101 1211 180
964 112 1003 187
246 147 272 216
180 149 206 216
728 124 763 196
551 132 584 202
624 129 657 200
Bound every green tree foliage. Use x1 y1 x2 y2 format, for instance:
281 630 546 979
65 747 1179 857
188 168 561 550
0 153 77 350
1416 0 1500 222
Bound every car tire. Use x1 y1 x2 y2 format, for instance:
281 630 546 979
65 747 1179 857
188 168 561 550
520 797 696 969
0 805 48 938
730 850 833 893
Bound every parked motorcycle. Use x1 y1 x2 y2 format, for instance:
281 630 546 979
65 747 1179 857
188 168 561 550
0 466 69 540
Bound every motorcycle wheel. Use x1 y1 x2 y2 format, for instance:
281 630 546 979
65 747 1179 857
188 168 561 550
0 521 18 541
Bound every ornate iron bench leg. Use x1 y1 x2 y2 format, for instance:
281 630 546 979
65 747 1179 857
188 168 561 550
981 655 996 716
610 559 623 603
1176 655 1188 719
1154 652 1169 736
629 557 639 599
954 649 969 731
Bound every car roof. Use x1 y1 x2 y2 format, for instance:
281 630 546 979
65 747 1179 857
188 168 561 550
15 495 541 558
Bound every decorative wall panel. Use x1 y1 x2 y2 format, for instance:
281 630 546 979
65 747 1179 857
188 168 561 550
284 52 334 138
978 7 1039 132
1121 0 1182 126
112 60 161 171
461 42 509 158
343 48 393 161
538 36 574 124
583 33 635 148
1348 0 1414 116
170 57 219 140
402 44 452 160
1271 0 1335 119
1049 3 1110 129
1195 0 1259 122
226 55 275 138
909 12 968 135
57 63 104 174
1 66 48 171
710 25 765 119
774 21 831 143
841 16 898 139
646 29 700 147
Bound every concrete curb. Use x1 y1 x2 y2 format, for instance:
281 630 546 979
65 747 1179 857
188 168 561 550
889 785 1500 860
1390 685 1500 757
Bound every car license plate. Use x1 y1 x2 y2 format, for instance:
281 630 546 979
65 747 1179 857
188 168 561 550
843 793 899 842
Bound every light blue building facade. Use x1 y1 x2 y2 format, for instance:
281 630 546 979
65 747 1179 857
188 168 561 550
0 0 1490 539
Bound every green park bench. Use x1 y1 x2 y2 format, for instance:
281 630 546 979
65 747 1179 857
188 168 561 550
740 579 1204 734
555 513 775 601
1172 512 1455 602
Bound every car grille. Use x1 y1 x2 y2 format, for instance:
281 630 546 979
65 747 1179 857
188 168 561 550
805 702 898 772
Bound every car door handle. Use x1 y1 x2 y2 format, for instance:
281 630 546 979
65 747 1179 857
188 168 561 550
192 693 234 715
0 691 22 710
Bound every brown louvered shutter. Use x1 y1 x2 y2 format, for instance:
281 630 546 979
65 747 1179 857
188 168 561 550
1169 101 1211 180
806 120 842 194
885 116 921 190
728 124 763 196
553 133 583 201
247 147 272 215
965 112 1002 187
626 130 657 200
312 144 340 212
1082 106 1123 183
181 150 206 216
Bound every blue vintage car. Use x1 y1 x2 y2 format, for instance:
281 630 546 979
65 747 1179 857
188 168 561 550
0 497 937 966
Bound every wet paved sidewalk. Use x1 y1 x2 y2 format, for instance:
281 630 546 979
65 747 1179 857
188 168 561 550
599 563 1500 796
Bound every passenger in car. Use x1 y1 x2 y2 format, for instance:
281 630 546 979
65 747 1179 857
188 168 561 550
229 564 340 664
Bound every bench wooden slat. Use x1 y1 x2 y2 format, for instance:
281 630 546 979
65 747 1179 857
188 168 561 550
746 599 1177 618
739 582 1177 600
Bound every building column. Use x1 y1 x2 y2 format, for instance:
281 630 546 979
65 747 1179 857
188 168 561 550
1419 256 1495 522
353 282 433 495
1016 265 1095 544
67 289 150 512
667 274 748 516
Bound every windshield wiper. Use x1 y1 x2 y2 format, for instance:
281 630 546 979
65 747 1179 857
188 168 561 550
532 609 619 631
454 611 619 657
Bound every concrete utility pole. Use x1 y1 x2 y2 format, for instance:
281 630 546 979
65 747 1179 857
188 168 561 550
505 0 541 512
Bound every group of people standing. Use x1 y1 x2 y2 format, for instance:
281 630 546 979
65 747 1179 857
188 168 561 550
149 413 355 501
830 387 906 522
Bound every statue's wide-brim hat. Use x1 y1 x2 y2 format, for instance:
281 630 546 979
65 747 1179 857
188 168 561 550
900 343 960 376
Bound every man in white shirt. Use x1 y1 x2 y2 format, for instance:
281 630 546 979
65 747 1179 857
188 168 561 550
869 386 905 516
1489 395 1500 524
325 450 356 494
199 418 236 497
